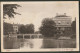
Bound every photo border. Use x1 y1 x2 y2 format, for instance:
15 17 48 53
1 1 79 52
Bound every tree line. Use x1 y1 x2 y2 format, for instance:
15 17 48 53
18 24 34 34
4 23 34 35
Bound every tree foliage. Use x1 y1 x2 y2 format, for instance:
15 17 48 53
18 25 26 34
63 28 72 36
3 22 13 35
71 19 76 33
71 18 76 38
26 24 34 34
19 24 34 34
3 4 21 19
39 18 56 37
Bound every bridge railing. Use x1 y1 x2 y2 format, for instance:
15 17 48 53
4 34 43 39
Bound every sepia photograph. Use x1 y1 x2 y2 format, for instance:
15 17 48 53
1 1 79 52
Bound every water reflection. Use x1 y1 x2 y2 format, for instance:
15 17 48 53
4 34 76 49
19 39 43 49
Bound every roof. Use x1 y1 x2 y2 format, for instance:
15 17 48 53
55 15 70 17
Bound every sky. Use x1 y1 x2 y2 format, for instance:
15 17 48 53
4 1 79 31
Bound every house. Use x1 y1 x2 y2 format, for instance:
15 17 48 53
52 13 72 34
13 23 23 34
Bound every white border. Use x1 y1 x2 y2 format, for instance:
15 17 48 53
1 1 79 52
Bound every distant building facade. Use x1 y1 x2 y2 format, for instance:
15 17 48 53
13 24 18 34
13 23 23 34
53 13 72 34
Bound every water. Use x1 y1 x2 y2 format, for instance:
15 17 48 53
19 39 43 49
4 37 76 49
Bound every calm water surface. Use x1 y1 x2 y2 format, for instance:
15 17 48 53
4 37 76 49
19 39 43 49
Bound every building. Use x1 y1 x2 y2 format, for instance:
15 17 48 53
13 23 23 34
53 13 72 34
13 24 18 34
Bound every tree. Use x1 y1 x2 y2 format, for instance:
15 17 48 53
3 4 21 19
18 25 27 34
3 4 21 35
63 28 72 36
39 18 56 37
71 18 76 38
19 24 34 34
34 31 40 34
71 18 76 33
3 22 14 35
26 24 34 34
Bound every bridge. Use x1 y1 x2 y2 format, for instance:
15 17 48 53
4 34 43 39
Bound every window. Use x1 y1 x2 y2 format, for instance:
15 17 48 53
58 21 61 24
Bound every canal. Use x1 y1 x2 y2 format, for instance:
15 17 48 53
3 34 76 49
